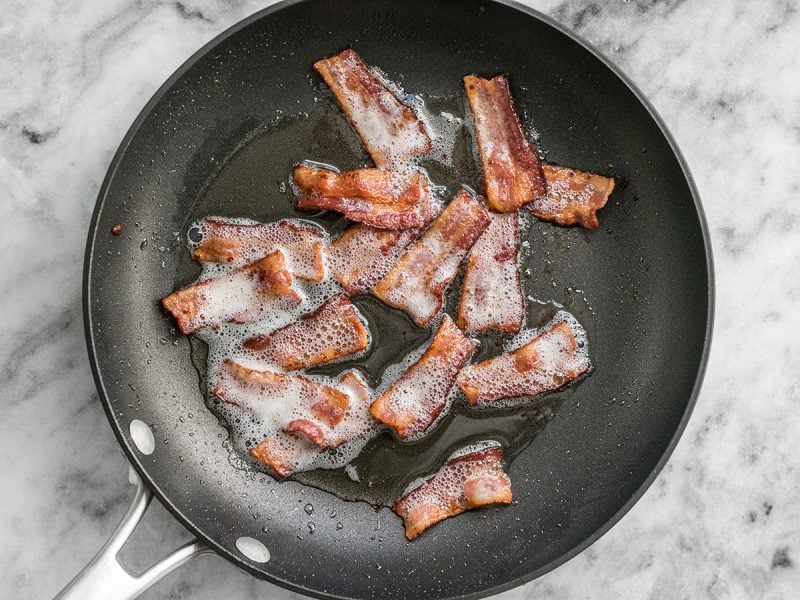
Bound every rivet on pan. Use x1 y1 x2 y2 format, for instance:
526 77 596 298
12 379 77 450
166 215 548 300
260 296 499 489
236 537 270 563
129 419 155 455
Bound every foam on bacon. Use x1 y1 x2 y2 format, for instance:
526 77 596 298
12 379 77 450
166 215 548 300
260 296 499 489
463 74 546 212
456 211 524 334
393 442 512 540
372 189 491 326
313 48 431 168
292 165 430 230
456 311 591 406
161 250 302 334
190 217 327 282
242 294 369 371
370 315 477 440
528 164 615 229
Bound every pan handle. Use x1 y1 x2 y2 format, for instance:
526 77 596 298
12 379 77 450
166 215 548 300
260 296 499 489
54 466 212 600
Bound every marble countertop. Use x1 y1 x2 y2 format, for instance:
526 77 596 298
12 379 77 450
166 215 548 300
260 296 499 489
2 0 798 598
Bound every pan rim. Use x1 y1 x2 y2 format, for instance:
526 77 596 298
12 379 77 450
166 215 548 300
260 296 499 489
82 1 715 598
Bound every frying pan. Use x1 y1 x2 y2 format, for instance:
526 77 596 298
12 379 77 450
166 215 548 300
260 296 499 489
60 0 713 598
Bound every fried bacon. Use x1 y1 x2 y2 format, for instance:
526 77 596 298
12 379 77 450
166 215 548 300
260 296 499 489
293 165 430 229
456 212 524 334
243 294 369 370
191 218 326 282
528 164 615 229
463 74 545 212
372 189 490 326
161 251 301 334
313 48 431 168
394 444 512 540
456 320 590 405
248 370 377 477
370 316 476 440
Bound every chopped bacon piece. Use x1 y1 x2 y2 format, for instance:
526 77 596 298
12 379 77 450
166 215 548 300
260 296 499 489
247 370 378 477
370 316 476 440
372 189 490 326
463 74 545 212
293 165 430 229
329 193 441 296
191 218 326 282
243 294 369 370
161 251 301 334
394 444 512 540
456 212 524 334
528 164 615 229
456 320 590 405
314 48 431 168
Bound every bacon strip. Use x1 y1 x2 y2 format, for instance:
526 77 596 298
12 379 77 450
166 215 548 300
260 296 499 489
370 316 476 440
161 251 301 334
456 212 524 334
293 165 429 230
528 164 615 229
314 48 431 168
464 74 545 212
456 320 590 405
394 445 512 540
243 294 369 370
372 189 490 326
192 218 326 282
248 370 378 477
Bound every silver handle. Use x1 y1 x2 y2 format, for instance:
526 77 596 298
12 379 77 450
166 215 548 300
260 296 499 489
55 467 211 600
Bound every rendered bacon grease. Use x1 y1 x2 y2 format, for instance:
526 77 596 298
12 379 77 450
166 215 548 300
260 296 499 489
159 46 614 540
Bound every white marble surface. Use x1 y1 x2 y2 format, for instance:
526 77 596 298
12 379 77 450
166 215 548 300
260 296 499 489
1 0 798 598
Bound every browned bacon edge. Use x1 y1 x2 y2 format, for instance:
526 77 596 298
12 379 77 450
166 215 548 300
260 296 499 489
456 212 524 334
464 74 545 212
293 165 429 230
528 164 615 229
191 218 326 282
313 48 431 168
456 321 589 405
369 315 477 439
372 189 491 326
161 251 299 335
393 445 512 540
243 294 369 370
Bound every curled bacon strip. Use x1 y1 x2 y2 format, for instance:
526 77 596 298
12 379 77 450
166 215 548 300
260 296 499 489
314 48 431 168
243 294 369 370
161 251 301 334
456 320 590 405
456 212 524 334
293 165 430 230
528 164 615 229
372 189 490 326
370 315 477 440
464 74 545 212
191 218 326 282
394 445 512 540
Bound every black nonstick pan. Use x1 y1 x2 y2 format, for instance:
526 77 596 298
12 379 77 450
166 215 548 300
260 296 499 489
66 1 713 598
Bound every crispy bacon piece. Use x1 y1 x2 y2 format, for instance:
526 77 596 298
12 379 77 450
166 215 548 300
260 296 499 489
456 321 590 405
243 294 369 370
248 370 377 477
528 164 615 229
463 74 545 212
161 251 301 334
456 212 524 334
192 218 326 282
370 316 477 440
372 189 490 326
314 48 431 168
394 444 512 540
293 165 430 229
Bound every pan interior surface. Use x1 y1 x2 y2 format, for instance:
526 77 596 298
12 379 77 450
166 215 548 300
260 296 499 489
85 1 711 599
